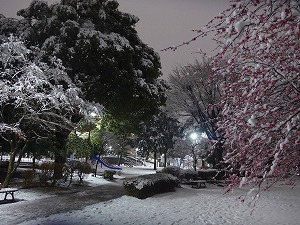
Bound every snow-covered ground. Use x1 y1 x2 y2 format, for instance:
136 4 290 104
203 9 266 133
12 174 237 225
1 166 299 225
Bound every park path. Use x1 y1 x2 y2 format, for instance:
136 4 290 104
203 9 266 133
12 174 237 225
0 182 126 225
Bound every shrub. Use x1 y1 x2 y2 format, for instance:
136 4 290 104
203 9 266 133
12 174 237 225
123 173 179 199
161 166 182 178
65 160 92 185
179 169 198 181
36 161 55 186
0 161 9 168
104 170 116 180
197 170 217 180
197 169 228 180
21 170 37 187
76 162 92 182
161 166 199 182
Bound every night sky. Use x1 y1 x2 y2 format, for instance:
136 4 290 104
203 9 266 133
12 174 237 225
0 0 229 79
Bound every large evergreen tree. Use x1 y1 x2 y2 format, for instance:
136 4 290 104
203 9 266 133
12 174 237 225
10 0 167 125
0 0 167 182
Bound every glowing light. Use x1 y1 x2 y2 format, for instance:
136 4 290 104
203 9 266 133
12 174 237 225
190 132 198 140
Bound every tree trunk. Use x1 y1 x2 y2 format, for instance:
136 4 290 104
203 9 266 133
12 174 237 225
163 151 167 167
153 150 157 170
32 156 36 171
3 151 17 188
191 147 197 171
52 153 66 185
117 152 122 166
52 130 69 185
12 152 24 174
3 140 26 188
193 158 198 171
95 160 98 176
213 140 224 168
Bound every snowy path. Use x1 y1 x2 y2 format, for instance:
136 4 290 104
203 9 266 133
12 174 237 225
0 183 125 225
0 168 299 225
2 182 298 225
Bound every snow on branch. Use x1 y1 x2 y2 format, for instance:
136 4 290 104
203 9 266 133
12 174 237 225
0 36 103 141
164 0 300 189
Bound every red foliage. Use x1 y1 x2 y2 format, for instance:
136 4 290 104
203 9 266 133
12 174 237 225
214 0 300 188
165 0 300 188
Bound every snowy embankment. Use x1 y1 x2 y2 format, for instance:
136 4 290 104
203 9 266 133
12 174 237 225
1 167 299 225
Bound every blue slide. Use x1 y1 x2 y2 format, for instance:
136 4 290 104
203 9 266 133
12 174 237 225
92 155 122 170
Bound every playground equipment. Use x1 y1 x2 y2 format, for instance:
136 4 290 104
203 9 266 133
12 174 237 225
92 155 122 170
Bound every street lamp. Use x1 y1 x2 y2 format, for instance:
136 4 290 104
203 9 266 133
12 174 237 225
190 132 198 141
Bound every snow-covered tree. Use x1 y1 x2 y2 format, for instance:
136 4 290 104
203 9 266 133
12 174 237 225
169 133 212 170
4 0 167 126
167 59 224 167
137 111 180 170
165 0 300 189
0 0 168 184
168 138 189 167
102 132 132 165
0 36 101 186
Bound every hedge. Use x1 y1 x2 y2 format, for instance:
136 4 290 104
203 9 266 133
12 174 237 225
123 173 179 199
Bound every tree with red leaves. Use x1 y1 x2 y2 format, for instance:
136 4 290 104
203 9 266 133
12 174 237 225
164 0 300 189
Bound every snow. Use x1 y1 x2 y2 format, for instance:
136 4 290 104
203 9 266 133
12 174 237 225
234 20 250 33
239 176 247 188
1 167 299 225
247 114 257 127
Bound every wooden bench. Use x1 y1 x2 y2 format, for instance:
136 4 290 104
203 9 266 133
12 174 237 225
191 180 207 189
0 188 18 201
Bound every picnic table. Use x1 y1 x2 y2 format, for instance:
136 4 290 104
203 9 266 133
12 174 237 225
0 188 18 201
190 180 207 189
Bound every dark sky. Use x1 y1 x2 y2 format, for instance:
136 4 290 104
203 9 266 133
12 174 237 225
0 0 229 79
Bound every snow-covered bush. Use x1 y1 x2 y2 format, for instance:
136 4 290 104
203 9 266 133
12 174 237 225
36 161 68 186
197 170 218 181
179 169 198 181
197 169 229 181
64 160 92 185
161 166 182 178
103 170 116 180
123 173 179 199
162 166 199 181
